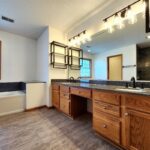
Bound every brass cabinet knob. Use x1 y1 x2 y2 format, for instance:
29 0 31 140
102 124 107 128
124 112 129 116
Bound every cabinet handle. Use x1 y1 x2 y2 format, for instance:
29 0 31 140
124 112 129 116
102 124 107 128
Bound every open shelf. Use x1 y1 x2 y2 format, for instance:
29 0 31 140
68 47 83 70
50 41 68 69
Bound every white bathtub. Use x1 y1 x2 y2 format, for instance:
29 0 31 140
0 91 25 117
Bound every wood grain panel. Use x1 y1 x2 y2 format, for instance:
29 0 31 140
60 85 70 93
93 116 120 144
60 98 70 115
71 87 92 99
122 94 150 113
52 83 60 91
124 109 150 150
60 92 70 99
93 99 120 117
52 90 60 109
93 90 121 105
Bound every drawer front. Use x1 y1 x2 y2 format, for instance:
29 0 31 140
60 85 70 93
93 90 120 105
60 92 70 99
93 116 120 144
60 98 70 115
93 99 120 117
123 94 150 113
71 87 92 99
52 90 60 109
52 83 60 91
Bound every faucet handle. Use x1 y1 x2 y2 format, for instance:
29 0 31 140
125 82 129 88
141 83 144 89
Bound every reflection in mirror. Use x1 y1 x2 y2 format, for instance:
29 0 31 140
81 14 150 81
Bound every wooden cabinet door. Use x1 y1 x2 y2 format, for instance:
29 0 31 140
60 97 70 115
52 90 60 109
125 109 150 150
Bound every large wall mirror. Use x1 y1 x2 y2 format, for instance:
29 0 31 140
81 9 150 81
146 0 150 32
0 41 2 80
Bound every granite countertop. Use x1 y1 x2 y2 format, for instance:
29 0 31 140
59 82 150 96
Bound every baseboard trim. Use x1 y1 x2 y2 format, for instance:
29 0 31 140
25 105 46 111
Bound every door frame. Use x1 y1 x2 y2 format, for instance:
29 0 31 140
107 54 123 80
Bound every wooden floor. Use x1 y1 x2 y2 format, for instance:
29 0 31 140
0 108 119 150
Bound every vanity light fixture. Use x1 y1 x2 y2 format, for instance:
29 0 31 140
126 6 137 24
114 13 125 29
68 30 92 47
104 19 114 33
103 0 146 33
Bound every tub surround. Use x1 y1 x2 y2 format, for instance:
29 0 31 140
0 82 25 92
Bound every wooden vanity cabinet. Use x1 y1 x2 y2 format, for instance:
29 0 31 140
60 85 71 116
52 83 150 150
93 90 121 145
122 94 150 150
124 109 150 150
52 83 60 109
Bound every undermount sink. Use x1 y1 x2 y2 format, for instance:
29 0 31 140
116 88 145 93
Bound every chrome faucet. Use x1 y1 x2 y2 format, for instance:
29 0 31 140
130 77 136 88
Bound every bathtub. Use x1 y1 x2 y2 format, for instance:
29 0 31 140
0 91 25 116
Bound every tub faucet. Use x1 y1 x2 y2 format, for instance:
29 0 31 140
130 77 136 88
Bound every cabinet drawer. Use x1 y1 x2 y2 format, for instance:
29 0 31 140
60 92 70 99
60 85 70 93
93 90 120 105
60 98 70 115
71 87 91 99
93 99 120 117
52 83 60 91
93 116 120 144
123 94 150 113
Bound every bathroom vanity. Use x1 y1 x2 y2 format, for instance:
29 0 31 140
51 81 150 150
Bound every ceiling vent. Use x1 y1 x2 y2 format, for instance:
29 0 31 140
1 16 14 23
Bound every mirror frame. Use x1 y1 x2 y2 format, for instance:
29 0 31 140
146 0 150 32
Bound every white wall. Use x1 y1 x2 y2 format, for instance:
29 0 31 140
0 30 37 82
36 27 49 106
93 44 137 81
36 28 49 82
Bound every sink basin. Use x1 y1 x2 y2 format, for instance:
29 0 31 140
116 88 145 93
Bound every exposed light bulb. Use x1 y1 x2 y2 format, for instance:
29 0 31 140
75 36 80 46
142 0 146 18
80 32 86 44
108 25 114 33
126 7 137 24
104 19 108 30
68 40 72 47
86 34 92 42
114 14 120 25
114 13 125 29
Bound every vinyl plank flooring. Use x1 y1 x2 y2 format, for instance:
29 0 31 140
0 108 119 150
